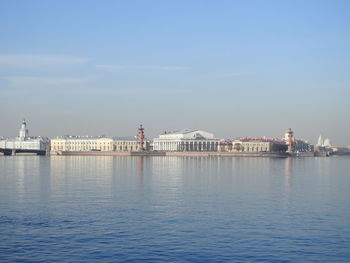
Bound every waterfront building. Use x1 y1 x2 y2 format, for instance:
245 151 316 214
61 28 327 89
222 138 288 153
113 137 150 152
51 136 114 152
50 136 150 152
0 120 50 155
293 139 313 152
153 129 220 151
331 146 350 153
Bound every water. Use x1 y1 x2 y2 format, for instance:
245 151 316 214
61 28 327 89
0 156 349 262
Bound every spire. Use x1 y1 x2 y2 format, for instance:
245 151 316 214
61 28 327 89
19 119 29 140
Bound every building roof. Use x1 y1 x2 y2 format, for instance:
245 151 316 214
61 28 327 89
161 128 195 135
157 129 216 140
112 136 138 141
52 136 148 142
53 135 112 140
237 138 286 143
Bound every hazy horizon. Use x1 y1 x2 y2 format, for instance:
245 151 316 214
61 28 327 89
1 1 349 145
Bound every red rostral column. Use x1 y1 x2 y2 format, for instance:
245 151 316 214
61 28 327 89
286 128 294 152
138 124 144 150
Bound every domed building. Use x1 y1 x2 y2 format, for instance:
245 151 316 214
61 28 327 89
0 120 50 155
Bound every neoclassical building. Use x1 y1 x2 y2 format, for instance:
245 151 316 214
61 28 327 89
153 129 220 152
51 136 114 152
51 136 150 152
0 120 50 154
113 137 150 152
220 138 288 153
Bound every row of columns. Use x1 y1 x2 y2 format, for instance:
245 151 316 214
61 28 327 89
156 141 219 152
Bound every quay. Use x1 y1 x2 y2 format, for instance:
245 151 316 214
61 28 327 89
50 151 166 157
49 151 289 158
2 150 334 158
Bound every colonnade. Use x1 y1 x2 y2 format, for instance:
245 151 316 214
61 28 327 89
154 140 219 152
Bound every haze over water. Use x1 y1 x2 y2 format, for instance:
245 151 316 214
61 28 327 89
0 156 349 262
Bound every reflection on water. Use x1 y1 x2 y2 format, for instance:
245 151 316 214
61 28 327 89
285 157 293 191
0 156 350 262
0 156 344 211
0 156 51 203
1 156 335 209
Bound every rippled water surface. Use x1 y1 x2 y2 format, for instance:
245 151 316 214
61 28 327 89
0 156 349 262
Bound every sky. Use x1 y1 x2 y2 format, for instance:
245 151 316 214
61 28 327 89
1 0 350 145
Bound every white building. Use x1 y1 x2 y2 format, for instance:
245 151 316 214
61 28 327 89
0 120 50 154
153 129 219 152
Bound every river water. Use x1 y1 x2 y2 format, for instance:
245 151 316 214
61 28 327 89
0 156 349 262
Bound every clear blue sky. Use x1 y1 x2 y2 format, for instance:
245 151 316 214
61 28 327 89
1 0 349 145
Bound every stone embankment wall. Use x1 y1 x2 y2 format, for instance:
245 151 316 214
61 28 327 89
166 152 289 158
50 151 166 156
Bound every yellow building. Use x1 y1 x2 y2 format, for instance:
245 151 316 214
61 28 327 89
51 136 150 152
51 136 114 152
113 137 142 152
